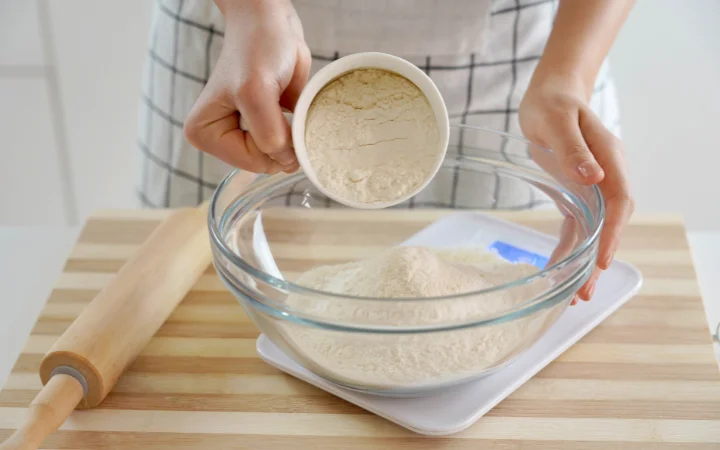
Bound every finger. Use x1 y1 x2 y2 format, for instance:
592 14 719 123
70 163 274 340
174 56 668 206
266 161 284 175
577 266 603 301
529 143 565 182
244 131 292 175
185 109 276 173
542 109 605 185
547 214 579 266
579 107 634 270
282 160 301 174
280 45 311 112
597 193 633 269
234 77 296 166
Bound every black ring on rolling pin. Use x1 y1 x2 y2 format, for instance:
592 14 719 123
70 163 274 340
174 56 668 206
50 365 89 398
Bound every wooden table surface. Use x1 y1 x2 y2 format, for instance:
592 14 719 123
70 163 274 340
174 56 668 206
1 208 719 449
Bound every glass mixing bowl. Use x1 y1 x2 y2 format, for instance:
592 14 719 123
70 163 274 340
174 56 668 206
209 124 604 396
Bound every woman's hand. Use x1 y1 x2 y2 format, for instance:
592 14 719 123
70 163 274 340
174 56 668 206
184 0 310 174
519 75 634 302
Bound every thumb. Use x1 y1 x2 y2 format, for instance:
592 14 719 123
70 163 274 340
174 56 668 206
280 45 311 111
543 109 605 185
234 77 296 166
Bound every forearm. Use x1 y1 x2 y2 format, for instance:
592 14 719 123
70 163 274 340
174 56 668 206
213 0 290 19
531 0 634 100
214 0 264 13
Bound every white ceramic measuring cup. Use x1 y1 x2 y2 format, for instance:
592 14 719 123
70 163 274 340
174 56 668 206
239 52 450 209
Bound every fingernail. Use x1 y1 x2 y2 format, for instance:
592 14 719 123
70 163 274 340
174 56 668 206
570 296 578 306
586 282 597 300
274 155 296 166
577 161 598 179
601 250 615 269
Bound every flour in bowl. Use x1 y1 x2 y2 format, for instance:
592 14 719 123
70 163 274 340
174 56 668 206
304 69 440 205
279 246 563 391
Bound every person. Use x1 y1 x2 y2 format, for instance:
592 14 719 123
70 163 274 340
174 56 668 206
135 0 635 301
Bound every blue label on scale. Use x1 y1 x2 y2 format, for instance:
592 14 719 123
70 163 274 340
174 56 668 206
489 241 549 268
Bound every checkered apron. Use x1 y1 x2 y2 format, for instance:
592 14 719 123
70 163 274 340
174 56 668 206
136 0 620 209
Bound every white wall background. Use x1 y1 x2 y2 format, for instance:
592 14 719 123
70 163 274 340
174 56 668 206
1 0 719 229
609 0 720 231
0 0 151 226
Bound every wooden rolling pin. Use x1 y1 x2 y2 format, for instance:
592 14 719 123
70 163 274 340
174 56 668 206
1 204 212 450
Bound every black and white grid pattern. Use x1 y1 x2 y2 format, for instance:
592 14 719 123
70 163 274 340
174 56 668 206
135 0 620 210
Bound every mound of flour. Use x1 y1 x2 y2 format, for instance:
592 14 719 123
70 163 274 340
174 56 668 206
304 69 439 205
280 246 560 390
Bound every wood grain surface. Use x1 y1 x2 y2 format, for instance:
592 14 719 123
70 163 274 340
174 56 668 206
1 208 719 449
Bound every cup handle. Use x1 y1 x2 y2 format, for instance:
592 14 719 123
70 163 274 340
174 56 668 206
239 110 293 132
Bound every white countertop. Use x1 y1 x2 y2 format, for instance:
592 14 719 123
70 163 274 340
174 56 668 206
1 226 718 390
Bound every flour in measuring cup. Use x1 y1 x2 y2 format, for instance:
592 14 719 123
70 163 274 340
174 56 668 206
304 69 440 205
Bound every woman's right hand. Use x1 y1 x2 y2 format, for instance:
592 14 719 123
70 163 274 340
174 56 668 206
184 0 311 174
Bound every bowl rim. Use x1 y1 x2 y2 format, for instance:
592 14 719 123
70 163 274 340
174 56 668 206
208 124 605 303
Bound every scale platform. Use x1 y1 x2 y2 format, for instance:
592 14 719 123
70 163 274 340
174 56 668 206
255 213 643 435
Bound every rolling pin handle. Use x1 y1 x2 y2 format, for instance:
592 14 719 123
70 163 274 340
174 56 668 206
0 374 84 450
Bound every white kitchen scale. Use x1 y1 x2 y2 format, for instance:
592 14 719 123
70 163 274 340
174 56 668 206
255 212 643 435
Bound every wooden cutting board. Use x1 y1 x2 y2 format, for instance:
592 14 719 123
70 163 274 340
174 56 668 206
1 208 719 449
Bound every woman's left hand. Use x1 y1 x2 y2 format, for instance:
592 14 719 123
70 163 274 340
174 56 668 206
519 75 634 302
